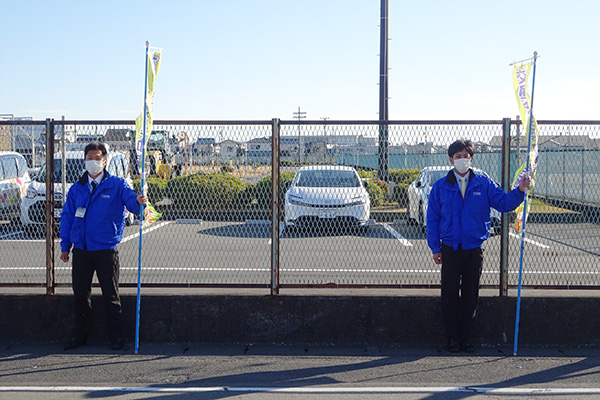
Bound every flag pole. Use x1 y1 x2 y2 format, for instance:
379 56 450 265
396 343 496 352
513 51 538 356
135 41 150 355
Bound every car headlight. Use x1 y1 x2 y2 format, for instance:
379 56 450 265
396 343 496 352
26 186 42 199
288 195 308 206
347 196 367 207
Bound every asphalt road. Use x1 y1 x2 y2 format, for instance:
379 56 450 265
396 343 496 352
1 218 599 288
1 344 600 400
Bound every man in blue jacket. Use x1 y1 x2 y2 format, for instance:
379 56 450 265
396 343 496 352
60 141 147 350
427 139 530 353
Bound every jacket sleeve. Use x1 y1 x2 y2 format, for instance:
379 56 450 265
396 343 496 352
121 179 141 214
60 185 77 253
486 178 525 213
426 183 442 254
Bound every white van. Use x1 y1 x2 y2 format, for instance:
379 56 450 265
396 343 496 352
21 150 136 232
0 151 32 223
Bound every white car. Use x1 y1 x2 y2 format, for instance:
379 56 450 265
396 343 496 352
407 166 501 233
21 150 136 233
0 151 31 224
284 165 370 232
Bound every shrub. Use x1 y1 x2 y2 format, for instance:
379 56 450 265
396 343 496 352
366 180 385 207
388 168 420 206
254 171 297 210
164 172 247 211
132 177 168 204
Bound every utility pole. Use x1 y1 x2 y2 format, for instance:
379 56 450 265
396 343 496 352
293 107 306 163
321 117 329 162
378 0 389 182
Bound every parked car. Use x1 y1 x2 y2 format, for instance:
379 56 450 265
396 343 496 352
407 166 501 233
21 150 136 233
0 151 32 223
284 165 370 233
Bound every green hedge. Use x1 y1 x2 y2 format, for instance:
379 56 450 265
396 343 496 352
132 167 421 212
132 177 168 205
164 173 247 211
389 168 420 206
253 171 297 210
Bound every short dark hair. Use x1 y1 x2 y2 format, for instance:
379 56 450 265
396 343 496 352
84 141 107 158
448 139 474 158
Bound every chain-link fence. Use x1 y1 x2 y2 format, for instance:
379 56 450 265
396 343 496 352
1 119 599 292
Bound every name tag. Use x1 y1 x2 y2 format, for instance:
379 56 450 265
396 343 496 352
473 191 482 196
101 194 110 199
75 207 86 218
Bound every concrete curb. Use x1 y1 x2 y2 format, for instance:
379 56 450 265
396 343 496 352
2 294 599 347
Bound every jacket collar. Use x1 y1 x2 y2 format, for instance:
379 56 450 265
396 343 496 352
445 169 476 186
78 169 110 186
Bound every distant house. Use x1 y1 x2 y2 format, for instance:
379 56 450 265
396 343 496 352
192 137 217 165
104 129 134 152
280 137 299 160
218 139 245 163
247 137 271 164
405 142 437 154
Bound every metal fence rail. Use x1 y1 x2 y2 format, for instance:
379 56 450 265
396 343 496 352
1 119 598 293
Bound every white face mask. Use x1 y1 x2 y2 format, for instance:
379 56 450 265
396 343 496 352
453 157 471 174
85 160 104 176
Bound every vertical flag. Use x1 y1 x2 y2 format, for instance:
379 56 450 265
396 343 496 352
135 46 162 227
135 48 162 168
512 52 539 357
135 43 162 354
511 61 539 232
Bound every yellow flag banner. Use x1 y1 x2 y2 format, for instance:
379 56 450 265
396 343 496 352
134 48 162 169
511 62 539 232
143 201 163 227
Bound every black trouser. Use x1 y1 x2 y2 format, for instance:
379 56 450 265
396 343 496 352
440 243 483 342
71 248 122 342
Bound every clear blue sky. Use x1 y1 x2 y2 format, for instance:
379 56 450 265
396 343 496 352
1 0 599 122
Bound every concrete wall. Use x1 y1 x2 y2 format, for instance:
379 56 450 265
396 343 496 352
2 294 599 347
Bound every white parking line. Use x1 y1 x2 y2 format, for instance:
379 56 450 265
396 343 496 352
121 221 172 243
509 232 551 249
2 385 600 395
0 231 23 240
383 223 413 247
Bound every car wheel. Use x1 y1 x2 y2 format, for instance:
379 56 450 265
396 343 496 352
355 225 369 236
24 224 39 237
126 212 135 226
406 199 416 226
418 203 427 233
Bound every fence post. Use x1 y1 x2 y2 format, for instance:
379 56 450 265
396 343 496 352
499 117 511 296
45 119 55 295
270 118 280 295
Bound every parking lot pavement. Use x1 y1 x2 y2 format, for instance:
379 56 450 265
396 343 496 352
1 343 600 399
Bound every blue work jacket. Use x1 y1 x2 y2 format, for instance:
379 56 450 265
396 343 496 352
426 169 525 254
60 171 140 252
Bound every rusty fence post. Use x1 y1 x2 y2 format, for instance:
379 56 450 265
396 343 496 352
499 117 511 297
45 119 55 295
270 118 280 295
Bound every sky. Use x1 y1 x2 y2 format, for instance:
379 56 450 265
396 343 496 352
1 0 599 122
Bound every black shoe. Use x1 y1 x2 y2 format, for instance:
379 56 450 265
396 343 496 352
460 340 475 353
111 337 124 350
64 337 86 351
447 339 460 353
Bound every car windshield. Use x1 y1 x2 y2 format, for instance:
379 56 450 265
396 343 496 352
427 170 449 186
36 159 86 183
296 169 360 188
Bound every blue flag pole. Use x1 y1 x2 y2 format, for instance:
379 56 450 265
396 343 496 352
513 51 538 356
135 41 150 355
